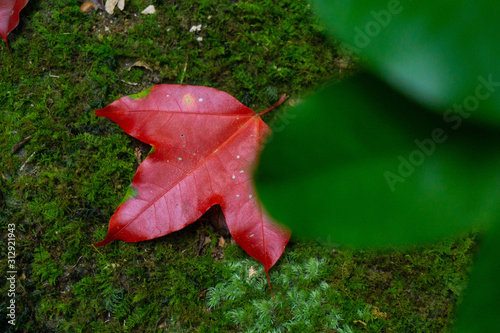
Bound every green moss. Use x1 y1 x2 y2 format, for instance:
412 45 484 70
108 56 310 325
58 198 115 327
0 0 473 332
129 86 153 100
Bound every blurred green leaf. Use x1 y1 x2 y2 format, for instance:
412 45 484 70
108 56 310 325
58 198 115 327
312 0 500 125
255 73 500 247
455 223 500 332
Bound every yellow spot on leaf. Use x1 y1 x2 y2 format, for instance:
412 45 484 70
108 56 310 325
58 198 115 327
183 94 195 106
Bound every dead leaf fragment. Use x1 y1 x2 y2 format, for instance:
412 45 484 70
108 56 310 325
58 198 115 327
128 61 152 72
105 0 124 14
80 2 97 13
218 236 226 248
189 24 202 32
120 80 139 86
141 5 155 14
248 266 258 279
134 147 142 164
105 0 117 14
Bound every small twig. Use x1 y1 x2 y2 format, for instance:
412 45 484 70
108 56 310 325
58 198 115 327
12 136 32 153
19 151 36 172
69 256 84 269
121 80 139 86
195 231 207 257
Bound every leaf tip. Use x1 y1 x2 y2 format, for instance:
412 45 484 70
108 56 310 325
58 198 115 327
93 223 122 247
93 237 111 247
94 109 104 117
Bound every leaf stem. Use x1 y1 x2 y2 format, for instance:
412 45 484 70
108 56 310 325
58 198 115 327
258 94 288 117
5 40 11 56
266 271 277 301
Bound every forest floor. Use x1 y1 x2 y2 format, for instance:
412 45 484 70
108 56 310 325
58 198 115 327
1 0 475 332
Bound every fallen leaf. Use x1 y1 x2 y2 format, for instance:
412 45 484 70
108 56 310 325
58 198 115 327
0 0 29 48
94 85 290 275
141 5 155 15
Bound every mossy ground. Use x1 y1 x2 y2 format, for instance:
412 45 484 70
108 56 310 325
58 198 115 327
1 0 475 332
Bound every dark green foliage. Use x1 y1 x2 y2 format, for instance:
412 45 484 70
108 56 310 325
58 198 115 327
0 0 472 331
313 0 500 125
256 1 500 331
255 73 500 247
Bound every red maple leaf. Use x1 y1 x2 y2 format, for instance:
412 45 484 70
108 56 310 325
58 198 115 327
0 0 29 50
94 85 290 276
